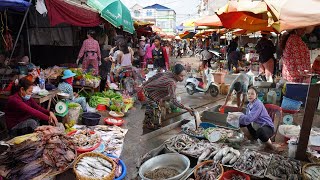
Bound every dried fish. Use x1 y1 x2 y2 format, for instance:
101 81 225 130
69 129 100 149
222 174 246 180
164 134 199 153
265 154 301 179
183 127 205 137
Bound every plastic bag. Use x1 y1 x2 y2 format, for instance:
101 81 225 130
226 112 244 129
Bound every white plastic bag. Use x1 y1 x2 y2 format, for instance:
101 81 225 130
226 112 244 129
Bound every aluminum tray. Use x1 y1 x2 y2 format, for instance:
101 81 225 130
233 149 272 178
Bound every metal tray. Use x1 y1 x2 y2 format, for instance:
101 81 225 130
264 154 302 180
233 149 272 178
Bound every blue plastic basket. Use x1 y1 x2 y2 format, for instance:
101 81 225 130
105 154 127 180
281 96 302 111
200 122 217 129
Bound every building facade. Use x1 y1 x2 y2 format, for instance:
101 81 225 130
130 3 176 34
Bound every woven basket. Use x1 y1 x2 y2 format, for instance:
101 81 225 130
194 160 224 180
302 163 320 180
73 152 116 180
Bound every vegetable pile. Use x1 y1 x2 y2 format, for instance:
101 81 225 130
88 90 133 113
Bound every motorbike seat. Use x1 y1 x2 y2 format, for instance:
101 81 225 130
196 77 203 82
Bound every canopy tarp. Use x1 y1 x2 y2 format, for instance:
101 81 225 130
0 0 31 11
134 20 154 28
216 0 274 32
265 0 320 32
87 0 134 33
179 31 196 39
194 15 222 27
46 0 103 27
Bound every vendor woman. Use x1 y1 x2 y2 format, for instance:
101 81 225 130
238 86 275 150
58 70 87 111
25 63 39 83
4 77 58 137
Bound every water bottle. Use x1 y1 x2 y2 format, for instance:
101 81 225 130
39 70 45 89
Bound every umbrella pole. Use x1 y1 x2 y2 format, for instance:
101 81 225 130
9 0 31 61
26 17 31 63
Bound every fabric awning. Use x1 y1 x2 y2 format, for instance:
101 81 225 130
194 15 222 27
265 0 320 32
0 0 31 11
45 0 103 27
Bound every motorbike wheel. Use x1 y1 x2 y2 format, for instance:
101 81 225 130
209 85 219 97
186 83 195 95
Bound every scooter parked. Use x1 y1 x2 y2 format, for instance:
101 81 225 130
185 68 219 97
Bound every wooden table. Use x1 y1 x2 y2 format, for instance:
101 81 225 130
0 89 60 110
73 85 99 95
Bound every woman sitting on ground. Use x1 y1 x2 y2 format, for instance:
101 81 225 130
239 86 275 150
58 70 87 111
4 77 58 137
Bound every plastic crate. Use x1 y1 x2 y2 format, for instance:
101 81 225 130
281 96 302 111
285 83 309 105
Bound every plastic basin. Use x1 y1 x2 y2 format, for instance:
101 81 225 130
82 112 101 126
105 154 127 180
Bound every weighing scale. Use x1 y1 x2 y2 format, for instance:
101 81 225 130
55 101 69 117
283 114 294 125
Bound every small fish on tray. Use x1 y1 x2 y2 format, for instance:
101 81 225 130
265 154 301 180
195 161 223 180
303 164 320 180
233 149 271 178
183 127 206 138
75 156 113 178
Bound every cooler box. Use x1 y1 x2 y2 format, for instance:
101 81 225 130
285 83 309 105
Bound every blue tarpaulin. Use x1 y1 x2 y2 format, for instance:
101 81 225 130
0 0 31 11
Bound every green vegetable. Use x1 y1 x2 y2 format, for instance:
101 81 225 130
68 103 80 108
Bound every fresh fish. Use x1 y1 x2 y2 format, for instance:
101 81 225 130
75 156 113 178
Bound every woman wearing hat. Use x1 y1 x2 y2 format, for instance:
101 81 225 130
58 70 87 111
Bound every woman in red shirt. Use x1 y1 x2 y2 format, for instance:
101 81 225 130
4 78 58 137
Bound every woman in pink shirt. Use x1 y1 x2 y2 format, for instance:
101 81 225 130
143 39 155 68
77 30 101 75
5 78 58 137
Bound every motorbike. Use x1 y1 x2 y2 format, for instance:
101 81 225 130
185 68 219 97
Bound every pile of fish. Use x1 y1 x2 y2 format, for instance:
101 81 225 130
69 129 100 149
164 134 199 153
303 164 320 180
75 156 114 178
222 174 247 180
196 161 222 180
205 127 234 142
144 167 180 179
183 127 205 138
265 154 301 179
233 149 271 177
0 126 76 180
212 146 240 166
181 140 220 159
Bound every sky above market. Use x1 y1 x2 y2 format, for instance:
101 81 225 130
122 0 199 24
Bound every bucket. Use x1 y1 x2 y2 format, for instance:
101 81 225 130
288 141 298 158
213 72 225 84
281 96 302 111
82 112 101 126
220 170 250 180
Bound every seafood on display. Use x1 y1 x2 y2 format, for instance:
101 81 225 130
265 154 301 179
196 161 222 180
144 167 180 179
0 126 76 180
304 164 320 180
205 127 234 142
183 127 205 137
181 140 220 160
233 149 271 177
164 134 199 153
75 156 113 178
69 129 100 149
212 146 241 166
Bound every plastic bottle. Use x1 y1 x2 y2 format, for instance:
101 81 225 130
39 70 45 89
267 90 277 104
